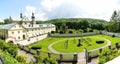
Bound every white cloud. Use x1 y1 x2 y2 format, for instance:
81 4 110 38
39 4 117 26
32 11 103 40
0 18 4 22
24 0 120 21
25 6 36 19
40 0 63 12
35 13 48 21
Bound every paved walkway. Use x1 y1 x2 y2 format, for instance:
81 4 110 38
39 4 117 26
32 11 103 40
18 49 35 63
0 60 2 64
16 34 47 45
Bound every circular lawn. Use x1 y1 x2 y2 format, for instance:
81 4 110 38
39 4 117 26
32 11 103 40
52 37 107 53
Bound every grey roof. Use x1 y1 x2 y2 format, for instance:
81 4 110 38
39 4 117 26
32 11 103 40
22 23 55 29
0 23 16 29
11 16 30 21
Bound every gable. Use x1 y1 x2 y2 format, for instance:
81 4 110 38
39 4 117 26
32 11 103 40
9 23 25 30
21 16 29 21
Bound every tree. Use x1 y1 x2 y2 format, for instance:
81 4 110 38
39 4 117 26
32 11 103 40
4 16 13 24
60 23 68 33
110 10 117 21
108 10 120 32
81 20 90 29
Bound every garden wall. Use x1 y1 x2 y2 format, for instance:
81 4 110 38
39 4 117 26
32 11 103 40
50 32 99 37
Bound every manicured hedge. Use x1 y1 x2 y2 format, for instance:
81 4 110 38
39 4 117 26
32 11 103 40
96 40 104 44
31 45 42 50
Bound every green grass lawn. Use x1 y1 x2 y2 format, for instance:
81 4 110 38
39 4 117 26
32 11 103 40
95 35 120 45
52 36 107 53
29 35 120 53
29 37 64 52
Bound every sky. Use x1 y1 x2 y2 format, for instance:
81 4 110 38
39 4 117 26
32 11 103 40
0 0 120 22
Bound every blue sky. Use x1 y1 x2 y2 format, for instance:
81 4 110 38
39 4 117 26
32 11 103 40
0 0 120 21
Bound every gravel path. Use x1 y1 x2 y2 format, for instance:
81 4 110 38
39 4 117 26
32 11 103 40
18 49 35 63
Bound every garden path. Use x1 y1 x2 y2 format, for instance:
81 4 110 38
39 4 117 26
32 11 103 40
48 37 111 64
18 49 35 63
0 60 2 64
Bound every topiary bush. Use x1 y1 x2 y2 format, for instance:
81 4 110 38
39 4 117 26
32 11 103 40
31 45 42 50
59 31 64 34
96 40 104 44
83 29 87 33
51 31 55 34
68 30 73 34
89 29 93 32
16 55 27 63
112 34 115 37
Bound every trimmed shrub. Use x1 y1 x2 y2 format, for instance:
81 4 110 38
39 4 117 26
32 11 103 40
16 55 27 63
112 34 115 37
31 45 42 50
89 29 93 32
83 29 87 33
79 29 83 33
68 30 73 34
59 31 64 34
96 40 104 44
51 31 55 34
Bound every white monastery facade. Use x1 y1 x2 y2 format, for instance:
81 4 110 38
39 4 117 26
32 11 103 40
0 13 55 42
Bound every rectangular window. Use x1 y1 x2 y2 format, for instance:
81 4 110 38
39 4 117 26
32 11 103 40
18 37 20 39
29 25 31 27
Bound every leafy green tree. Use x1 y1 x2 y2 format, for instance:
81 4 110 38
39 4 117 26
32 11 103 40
4 16 13 24
60 23 68 33
7 43 18 57
110 10 117 21
98 49 120 64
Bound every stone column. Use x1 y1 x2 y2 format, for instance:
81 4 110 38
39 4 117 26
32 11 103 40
37 49 40 55
74 54 77 61
99 48 102 53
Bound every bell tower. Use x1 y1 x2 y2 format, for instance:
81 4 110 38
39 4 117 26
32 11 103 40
20 13 23 24
31 13 35 27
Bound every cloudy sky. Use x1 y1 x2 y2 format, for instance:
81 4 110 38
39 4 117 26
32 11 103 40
0 0 120 21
